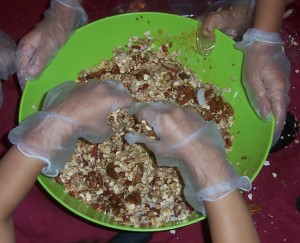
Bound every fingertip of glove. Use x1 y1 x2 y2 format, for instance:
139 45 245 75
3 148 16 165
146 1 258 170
270 111 299 153
124 132 138 145
264 112 272 122
255 104 272 122
127 102 146 116
239 176 252 192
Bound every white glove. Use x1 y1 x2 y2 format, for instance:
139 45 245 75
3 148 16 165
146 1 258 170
235 28 291 145
197 0 255 55
125 101 251 214
16 0 88 89
9 80 134 177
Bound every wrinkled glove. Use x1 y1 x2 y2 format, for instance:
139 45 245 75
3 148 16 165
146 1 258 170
16 0 88 89
197 0 255 55
0 30 17 107
235 28 291 145
125 101 251 214
8 80 133 177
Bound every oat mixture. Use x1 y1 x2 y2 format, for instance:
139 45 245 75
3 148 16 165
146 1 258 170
54 32 234 227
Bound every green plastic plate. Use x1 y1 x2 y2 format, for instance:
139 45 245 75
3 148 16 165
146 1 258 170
19 12 274 232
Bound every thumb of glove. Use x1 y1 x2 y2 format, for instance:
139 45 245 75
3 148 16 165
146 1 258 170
125 131 161 155
125 130 207 214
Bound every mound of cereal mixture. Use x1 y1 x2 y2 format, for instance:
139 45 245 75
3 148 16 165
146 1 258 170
54 32 234 228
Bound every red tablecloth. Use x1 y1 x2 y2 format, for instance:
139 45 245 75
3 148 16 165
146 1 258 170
0 1 299 242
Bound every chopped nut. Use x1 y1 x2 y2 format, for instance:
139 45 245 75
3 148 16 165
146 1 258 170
248 203 262 215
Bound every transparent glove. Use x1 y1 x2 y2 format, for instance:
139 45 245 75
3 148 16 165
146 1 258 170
16 0 88 89
197 0 255 56
235 28 291 145
125 101 251 214
8 80 133 177
0 30 17 107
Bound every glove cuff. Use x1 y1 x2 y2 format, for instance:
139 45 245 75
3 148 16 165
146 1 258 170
181 175 251 216
245 28 282 43
50 0 88 28
8 111 80 177
197 175 251 215
236 28 282 49
195 175 251 202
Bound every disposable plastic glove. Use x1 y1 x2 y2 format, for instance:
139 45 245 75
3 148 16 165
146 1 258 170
0 30 17 107
197 0 255 55
9 80 134 177
235 28 291 145
125 101 251 214
16 0 88 89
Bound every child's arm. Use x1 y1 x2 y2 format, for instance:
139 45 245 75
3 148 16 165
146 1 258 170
205 189 260 243
0 146 45 243
253 0 292 32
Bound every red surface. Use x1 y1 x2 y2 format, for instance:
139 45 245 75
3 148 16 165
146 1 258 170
0 0 300 242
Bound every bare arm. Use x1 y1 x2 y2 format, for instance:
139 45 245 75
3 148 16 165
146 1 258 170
0 146 45 243
253 0 290 32
205 190 260 243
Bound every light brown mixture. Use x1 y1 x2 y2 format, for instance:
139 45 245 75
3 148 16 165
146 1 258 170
54 32 234 227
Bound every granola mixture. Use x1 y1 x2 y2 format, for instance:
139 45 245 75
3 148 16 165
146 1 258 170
54 32 234 227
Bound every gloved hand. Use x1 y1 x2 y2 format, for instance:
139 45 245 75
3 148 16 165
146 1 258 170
125 101 251 214
235 28 291 145
16 0 88 89
197 0 255 55
8 80 133 177
0 30 17 107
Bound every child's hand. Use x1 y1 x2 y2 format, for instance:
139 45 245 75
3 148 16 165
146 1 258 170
16 0 88 89
125 101 251 214
236 28 291 145
8 80 133 177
